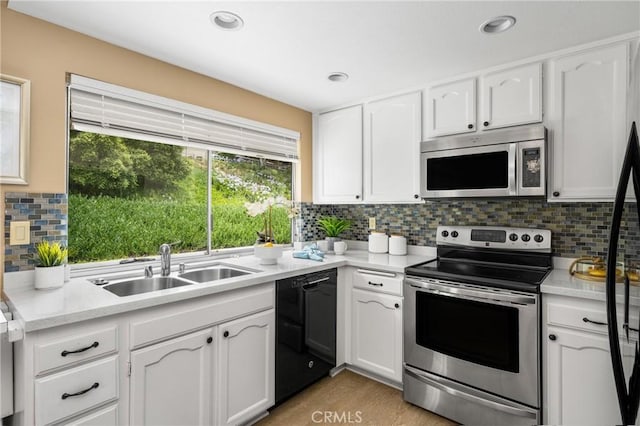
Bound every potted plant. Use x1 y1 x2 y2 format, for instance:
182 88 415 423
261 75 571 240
34 241 68 289
317 216 351 252
245 196 298 264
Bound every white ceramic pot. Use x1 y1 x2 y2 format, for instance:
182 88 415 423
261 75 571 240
389 235 407 256
34 265 65 289
368 232 389 253
254 245 284 265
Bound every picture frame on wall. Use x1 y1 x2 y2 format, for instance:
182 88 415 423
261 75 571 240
1 74 30 185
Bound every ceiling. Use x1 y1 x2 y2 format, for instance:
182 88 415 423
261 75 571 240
8 1 640 112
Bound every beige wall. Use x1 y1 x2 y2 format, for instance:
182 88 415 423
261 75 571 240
0 2 313 294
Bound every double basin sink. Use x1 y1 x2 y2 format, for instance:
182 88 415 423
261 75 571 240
99 264 255 297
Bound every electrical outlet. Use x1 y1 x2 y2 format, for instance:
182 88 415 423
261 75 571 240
10 220 30 245
368 217 376 230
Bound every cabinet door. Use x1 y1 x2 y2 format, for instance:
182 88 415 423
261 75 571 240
549 43 628 201
425 78 476 137
546 326 636 425
217 309 275 426
481 63 542 130
129 328 214 426
314 106 363 203
351 289 402 382
364 92 422 203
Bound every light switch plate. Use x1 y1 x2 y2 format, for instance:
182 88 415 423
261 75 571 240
9 221 30 245
368 217 376 230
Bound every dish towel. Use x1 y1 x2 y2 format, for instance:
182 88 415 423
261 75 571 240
292 243 325 262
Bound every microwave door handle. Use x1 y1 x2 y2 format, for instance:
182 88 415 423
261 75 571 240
508 143 517 196
404 365 538 420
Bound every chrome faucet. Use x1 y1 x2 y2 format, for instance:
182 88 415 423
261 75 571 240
160 243 171 277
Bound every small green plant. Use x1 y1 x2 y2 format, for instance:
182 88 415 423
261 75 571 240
36 241 68 267
317 216 351 238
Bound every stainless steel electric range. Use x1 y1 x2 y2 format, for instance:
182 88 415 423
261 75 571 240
403 226 552 425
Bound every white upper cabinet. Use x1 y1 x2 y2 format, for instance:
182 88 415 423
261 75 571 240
363 92 422 203
313 105 363 204
548 43 628 201
480 63 542 130
425 78 476 137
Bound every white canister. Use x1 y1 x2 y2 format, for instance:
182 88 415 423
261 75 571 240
368 232 389 253
389 235 407 256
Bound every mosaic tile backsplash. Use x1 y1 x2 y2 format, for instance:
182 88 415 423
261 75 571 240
4 192 68 272
300 200 640 260
4 192 639 271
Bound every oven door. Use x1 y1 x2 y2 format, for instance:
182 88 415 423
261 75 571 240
420 143 517 198
404 277 539 407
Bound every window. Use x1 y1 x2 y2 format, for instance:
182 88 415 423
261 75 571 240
67 75 298 264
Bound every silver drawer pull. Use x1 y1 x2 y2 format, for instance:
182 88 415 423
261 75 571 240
61 341 99 357
368 281 383 287
61 382 99 400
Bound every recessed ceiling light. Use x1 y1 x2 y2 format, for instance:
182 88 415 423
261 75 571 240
210 11 244 31
328 72 349 83
479 15 516 34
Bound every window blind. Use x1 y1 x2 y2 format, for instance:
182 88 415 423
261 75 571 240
68 75 300 161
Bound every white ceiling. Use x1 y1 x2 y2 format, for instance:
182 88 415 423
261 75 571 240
8 1 640 112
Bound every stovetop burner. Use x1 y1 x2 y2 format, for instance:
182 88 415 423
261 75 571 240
405 226 553 293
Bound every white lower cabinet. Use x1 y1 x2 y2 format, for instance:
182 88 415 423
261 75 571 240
546 326 636 425
217 309 275 426
129 327 214 426
544 294 640 425
16 283 276 426
350 288 402 382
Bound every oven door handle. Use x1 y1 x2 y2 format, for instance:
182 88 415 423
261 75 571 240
405 278 537 305
404 365 537 419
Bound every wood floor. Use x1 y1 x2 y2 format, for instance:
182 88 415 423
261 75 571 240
258 370 456 426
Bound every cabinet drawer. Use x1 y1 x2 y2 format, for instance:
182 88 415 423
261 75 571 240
547 300 639 337
35 326 118 376
65 403 118 426
35 356 118 426
353 269 402 296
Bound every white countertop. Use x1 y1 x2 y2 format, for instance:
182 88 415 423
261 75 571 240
3 249 434 333
541 268 640 306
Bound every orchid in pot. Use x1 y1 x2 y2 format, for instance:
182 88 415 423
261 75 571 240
245 196 299 264
34 241 68 289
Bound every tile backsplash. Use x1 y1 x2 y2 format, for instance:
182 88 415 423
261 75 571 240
4 193 638 272
300 200 640 260
4 192 68 272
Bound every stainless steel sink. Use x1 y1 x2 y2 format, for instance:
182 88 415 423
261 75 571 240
103 276 193 297
178 267 250 283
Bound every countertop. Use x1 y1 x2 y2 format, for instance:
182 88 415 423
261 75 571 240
541 267 640 306
3 249 434 333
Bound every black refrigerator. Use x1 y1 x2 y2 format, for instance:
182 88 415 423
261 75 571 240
606 121 640 425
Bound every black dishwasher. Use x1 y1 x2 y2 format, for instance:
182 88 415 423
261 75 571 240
275 268 337 404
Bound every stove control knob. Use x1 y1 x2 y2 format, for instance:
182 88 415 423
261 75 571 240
441 230 449 237
451 231 459 238
509 233 518 241
534 234 544 243
521 234 531 242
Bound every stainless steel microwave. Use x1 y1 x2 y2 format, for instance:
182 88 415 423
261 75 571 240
420 124 546 198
